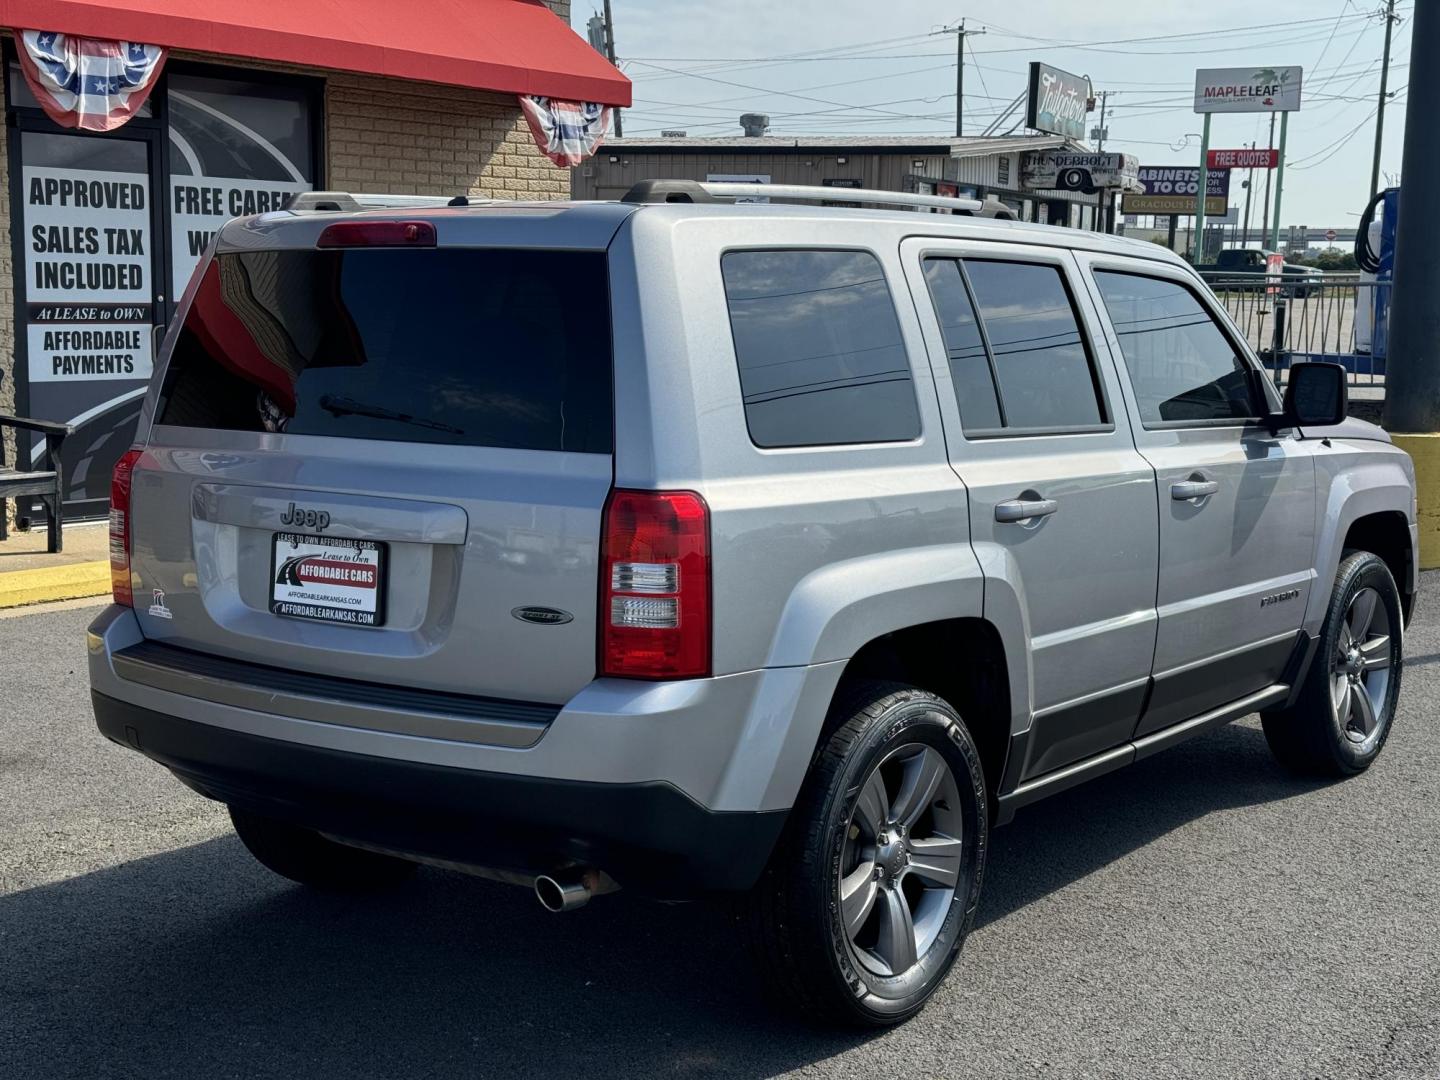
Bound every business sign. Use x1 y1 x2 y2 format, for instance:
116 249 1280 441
1021 152 1141 194
166 84 314 299
1194 67 1302 114
1025 62 1092 140
1207 147 1280 170
822 177 862 207
171 177 308 299
16 137 156 513
23 166 154 385
1122 167 1230 216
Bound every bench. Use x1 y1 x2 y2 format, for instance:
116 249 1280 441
0 413 72 553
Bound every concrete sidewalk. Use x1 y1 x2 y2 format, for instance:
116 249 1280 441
0 523 109 608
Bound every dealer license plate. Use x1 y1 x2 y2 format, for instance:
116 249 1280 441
270 532 386 627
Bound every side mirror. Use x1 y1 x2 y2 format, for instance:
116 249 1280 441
1284 361 1348 427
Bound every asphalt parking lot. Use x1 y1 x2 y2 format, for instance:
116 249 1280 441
2 591 1437 1080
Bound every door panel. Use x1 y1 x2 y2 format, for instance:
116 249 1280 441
902 240 1159 783
1078 255 1317 735
1130 428 1314 734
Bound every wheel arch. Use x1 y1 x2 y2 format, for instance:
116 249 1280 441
1342 510 1415 624
825 618 1015 801
1307 451 1416 635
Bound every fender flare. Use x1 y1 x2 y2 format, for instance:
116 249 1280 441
1306 459 1415 636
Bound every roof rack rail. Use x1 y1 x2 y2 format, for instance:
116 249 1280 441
283 191 492 212
620 178 1016 219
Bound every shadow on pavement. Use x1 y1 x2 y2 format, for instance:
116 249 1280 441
2 721 1322 1078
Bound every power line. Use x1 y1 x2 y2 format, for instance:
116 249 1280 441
1311 1 1357 72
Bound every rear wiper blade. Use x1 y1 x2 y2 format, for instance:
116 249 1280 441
318 394 464 435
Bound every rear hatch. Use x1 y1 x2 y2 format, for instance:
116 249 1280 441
128 210 620 704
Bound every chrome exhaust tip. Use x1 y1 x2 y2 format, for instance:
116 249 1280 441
535 871 593 913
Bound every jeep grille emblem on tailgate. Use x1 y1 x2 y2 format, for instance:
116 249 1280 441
279 502 331 531
511 606 574 626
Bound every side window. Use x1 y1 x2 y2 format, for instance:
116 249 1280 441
1093 271 1256 425
962 260 1106 430
721 250 921 448
921 259 1003 431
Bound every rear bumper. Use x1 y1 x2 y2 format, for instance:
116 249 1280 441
88 605 848 893
94 691 785 894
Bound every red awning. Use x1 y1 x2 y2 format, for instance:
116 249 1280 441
0 0 631 106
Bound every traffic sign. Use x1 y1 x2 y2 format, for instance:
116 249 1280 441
1207 147 1280 169
1326 229 1338 242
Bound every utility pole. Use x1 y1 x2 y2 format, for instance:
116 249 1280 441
1260 112 1277 249
1270 111 1289 250
1370 0 1398 197
938 20 986 138
1385 0 1440 436
1194 113 1212 261
603 0 622 137
1094 91 1111 233
1242 140 1256 246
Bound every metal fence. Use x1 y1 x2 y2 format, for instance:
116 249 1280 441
1200 273 1388 389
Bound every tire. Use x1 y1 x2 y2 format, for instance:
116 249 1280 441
1262 551 1404 776
742 682 988 1027
229 807 418 891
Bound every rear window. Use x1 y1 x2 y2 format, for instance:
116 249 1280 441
721 249 921 448
157 249 613 453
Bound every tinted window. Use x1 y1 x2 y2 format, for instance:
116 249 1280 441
922 259 1002 431
722 249 921 447
157 249 612 452
963 261 1105 430
1094 271 1255 424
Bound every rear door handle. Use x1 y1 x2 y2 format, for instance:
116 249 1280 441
1171 480 1219 501
995 498 1058 523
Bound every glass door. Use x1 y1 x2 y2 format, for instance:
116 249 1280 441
13 126 164 520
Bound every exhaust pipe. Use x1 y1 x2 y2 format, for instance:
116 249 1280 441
535 867 614 913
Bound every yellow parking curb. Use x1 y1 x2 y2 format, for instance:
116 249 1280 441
1392 433 1440 570
0 561 111 609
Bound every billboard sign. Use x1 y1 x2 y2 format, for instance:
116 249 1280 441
1021 151 1141 194
1122 167 1230 216
1025 62 1092 140
1194 67 1302 114
1207 147 1280 169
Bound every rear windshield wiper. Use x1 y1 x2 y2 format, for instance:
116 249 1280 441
318 395 465 435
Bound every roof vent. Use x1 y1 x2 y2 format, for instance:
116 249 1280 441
740 113 770 138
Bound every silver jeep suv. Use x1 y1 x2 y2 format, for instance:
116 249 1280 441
89 181 1417 1026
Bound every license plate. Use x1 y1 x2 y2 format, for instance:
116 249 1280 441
270 532 386 627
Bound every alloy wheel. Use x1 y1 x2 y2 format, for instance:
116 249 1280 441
1331 586 1394 752
839 744 963 978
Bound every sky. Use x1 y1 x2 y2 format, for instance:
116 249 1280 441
571 1 1412 230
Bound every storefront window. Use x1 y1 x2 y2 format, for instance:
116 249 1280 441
167 73 315 299
6 60 318 516
6 61 153 117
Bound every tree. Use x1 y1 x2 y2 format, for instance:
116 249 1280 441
1295 247 1359 272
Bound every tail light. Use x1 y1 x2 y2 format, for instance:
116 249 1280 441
600 490 710 679
317 221 436 248
109 448 143 606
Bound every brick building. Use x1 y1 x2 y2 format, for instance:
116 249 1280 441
1 0 627 524
572 134 1100 225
